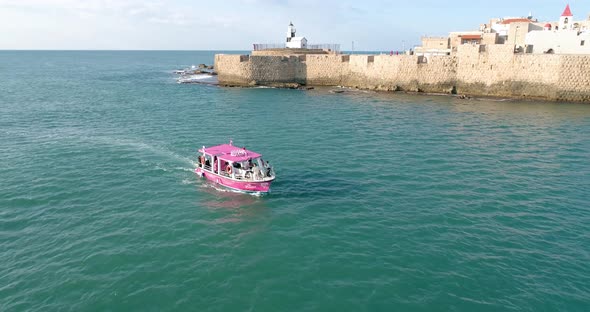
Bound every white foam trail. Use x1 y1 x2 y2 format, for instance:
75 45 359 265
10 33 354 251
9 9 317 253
174 167 197 173
86 136 197 167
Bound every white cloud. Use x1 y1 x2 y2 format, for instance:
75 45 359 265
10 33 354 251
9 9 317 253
0 0 584 50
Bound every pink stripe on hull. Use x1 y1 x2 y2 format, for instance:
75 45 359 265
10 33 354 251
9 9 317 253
195 168 272 193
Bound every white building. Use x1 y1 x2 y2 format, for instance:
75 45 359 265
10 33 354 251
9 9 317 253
526 30 590 54
559 4 573 30
285 22 308 49
525 4 590 54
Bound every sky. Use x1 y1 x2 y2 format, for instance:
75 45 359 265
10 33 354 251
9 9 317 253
0 0 587 50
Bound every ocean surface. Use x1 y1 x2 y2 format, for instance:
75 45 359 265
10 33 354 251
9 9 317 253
1 51 589 311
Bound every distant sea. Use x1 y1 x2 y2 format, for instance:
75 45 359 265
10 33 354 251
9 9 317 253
1 51 589 311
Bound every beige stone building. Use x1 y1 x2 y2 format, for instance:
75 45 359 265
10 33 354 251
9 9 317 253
447 32 499 50
414 37 450 57
416 12 546 53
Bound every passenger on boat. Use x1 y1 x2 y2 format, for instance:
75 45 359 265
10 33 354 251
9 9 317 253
223 161 230 175
252 163 262 180
205 158 211 168
231 162 242 178
265 161 272 177
213 157 218 173
240 161 250 179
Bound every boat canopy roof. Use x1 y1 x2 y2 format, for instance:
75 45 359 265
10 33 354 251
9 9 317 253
199 144 262 162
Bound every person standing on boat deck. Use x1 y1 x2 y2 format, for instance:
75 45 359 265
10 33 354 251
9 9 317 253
242 159 253 180
252 163 263 180
213 156 218 173
232 162 243 178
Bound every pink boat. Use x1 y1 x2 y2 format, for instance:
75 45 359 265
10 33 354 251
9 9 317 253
195 141 276 194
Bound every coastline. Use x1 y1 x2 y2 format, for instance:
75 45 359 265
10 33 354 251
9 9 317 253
214 45 590 103
215 83 556 104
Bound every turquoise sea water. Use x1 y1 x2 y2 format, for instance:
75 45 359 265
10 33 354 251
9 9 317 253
1 51 589 311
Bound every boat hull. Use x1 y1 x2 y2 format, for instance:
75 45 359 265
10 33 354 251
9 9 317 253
195 168 273 193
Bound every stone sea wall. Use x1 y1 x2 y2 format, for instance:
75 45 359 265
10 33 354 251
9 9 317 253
214 45 590 102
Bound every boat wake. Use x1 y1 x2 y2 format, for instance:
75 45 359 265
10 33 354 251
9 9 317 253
86 135 198 171
174 166 197 172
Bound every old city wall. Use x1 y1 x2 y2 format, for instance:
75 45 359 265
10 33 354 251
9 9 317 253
214 54 252 86
214 54 306 87
331 54 457 92
454 44 563 99
215 47 590 101
556 55 590 101
304 54 348 86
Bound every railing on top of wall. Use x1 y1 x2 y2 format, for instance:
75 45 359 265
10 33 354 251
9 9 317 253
253 43 286 50
308 44 341 52
252 43 341 52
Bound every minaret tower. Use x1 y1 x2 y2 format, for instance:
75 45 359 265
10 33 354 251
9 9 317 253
286 22 296 43
559 4 573 30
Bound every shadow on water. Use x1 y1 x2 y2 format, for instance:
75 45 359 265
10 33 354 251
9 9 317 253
196 180 269 211
193 182 272 225
191 166 360 204
449 98 590 120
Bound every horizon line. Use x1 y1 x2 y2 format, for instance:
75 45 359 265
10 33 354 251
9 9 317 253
0 49 249 51
0 49 397 52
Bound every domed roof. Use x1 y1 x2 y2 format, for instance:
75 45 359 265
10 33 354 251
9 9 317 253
545 23 552 27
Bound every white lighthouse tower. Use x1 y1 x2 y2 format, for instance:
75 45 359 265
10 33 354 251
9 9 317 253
286 22 296 42
285 22 307 49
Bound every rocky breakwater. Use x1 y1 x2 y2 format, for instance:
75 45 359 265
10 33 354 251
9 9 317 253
174 63 218 84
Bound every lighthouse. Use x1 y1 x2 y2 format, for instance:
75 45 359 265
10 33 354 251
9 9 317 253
285 22 308 49
286 22 296 42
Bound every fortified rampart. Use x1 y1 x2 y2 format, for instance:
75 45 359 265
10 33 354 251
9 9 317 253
215 45 590 102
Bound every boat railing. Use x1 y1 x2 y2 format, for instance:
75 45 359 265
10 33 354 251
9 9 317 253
230 169 274 181
199 164 274 181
